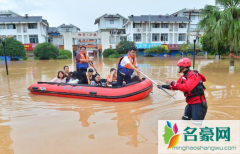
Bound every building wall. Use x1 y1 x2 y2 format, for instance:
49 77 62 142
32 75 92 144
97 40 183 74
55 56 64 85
101 31 110 51
125 22 188 45
99 17 124 29
0 22 47 43
58 27 78 32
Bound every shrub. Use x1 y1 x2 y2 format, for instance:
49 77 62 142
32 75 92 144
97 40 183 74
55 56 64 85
57 55 69 59
175 54 181 57
197 52 204 56
34 57 40 60
0 37 26 60
103 48 117 58
58 49 72 59
144 46 169 56
119 54 125 57
33 43 59 60
109 53 120 58
186 53 192 57
23 57 28 60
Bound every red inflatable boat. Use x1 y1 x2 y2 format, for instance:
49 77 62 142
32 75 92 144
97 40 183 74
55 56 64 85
28 79 153 102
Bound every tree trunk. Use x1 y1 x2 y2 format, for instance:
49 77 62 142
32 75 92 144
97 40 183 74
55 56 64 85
229 40 235 73
182 52 183 58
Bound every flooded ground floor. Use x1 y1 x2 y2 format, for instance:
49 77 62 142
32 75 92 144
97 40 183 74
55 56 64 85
0 57 239 154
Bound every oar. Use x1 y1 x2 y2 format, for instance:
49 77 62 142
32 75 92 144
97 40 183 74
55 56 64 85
139 71 176 99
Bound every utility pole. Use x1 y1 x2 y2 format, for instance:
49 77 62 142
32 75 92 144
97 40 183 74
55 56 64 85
0 38 9 75
193 39 196 69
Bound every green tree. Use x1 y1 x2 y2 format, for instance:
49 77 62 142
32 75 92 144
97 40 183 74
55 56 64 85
178 43 189 57
187 43 201 52
0 37 26 60
116 41 136 54
144 46 169 57
33 43 59 60
198 0 240 68
200 33 229 55
103 48 118 58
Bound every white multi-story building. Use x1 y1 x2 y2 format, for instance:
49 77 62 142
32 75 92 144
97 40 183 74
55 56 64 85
48 24 80 45
94 13 128 51
123 15 190 51
171 8 203 44
0 10 48 44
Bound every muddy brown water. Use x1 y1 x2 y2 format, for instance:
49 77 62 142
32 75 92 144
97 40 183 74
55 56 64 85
0 57 239 154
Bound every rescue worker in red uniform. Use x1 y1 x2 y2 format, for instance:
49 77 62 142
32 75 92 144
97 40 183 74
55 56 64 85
160 58 208 120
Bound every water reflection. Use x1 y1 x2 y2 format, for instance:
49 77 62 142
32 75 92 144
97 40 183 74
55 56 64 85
0 57 239 153
0 114 14 154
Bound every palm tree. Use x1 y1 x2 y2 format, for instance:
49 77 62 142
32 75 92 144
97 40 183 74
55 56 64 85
198 0 240 69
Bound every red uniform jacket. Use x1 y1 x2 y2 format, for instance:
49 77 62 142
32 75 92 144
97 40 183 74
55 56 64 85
169 70 206 105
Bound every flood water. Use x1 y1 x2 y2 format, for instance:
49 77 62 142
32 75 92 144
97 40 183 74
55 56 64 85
0 57 240 154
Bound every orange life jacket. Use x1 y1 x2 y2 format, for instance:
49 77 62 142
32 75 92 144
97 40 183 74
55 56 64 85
76 52 89 63
118 53 137 68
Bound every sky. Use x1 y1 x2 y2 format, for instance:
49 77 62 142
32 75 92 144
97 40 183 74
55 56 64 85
0 0 215 31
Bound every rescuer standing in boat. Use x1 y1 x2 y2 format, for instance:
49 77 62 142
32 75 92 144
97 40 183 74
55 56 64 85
117 47 141 86
160 58 208 121
75 46 94 78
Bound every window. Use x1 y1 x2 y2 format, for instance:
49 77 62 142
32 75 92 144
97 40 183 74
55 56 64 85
133 23 141 28
110 20 114 24
120 36 127 41
152 34 160 41
13 35 17 40
29 35 38 43
161 34 168 41
191 16 195 20
179 23 187 28
7 24 16 29
161 23 169 28
133 34 141 42
178 34 186 41
152 23 160 28
0 24 5 29
28 23 37 29
66 29 69 32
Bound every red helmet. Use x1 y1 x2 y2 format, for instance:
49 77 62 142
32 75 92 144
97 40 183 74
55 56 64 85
177 58 191 67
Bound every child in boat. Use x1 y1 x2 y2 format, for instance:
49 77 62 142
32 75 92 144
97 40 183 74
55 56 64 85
50 71 66 83
68 71 81 84
63 65 72 83
106 68 117 86
86 68 94 84
91 74 102 86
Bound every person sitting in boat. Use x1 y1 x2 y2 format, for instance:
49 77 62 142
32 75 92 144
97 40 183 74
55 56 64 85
63 65 72 83
91 74 102 86
117 47 142 86
68 71 81 84
50 71 66 83
75 46 93 79
86 68 94 84
106 68 117 86
79 72 89 84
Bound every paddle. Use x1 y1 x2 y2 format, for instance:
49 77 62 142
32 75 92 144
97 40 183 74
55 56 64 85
139 71 176 99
